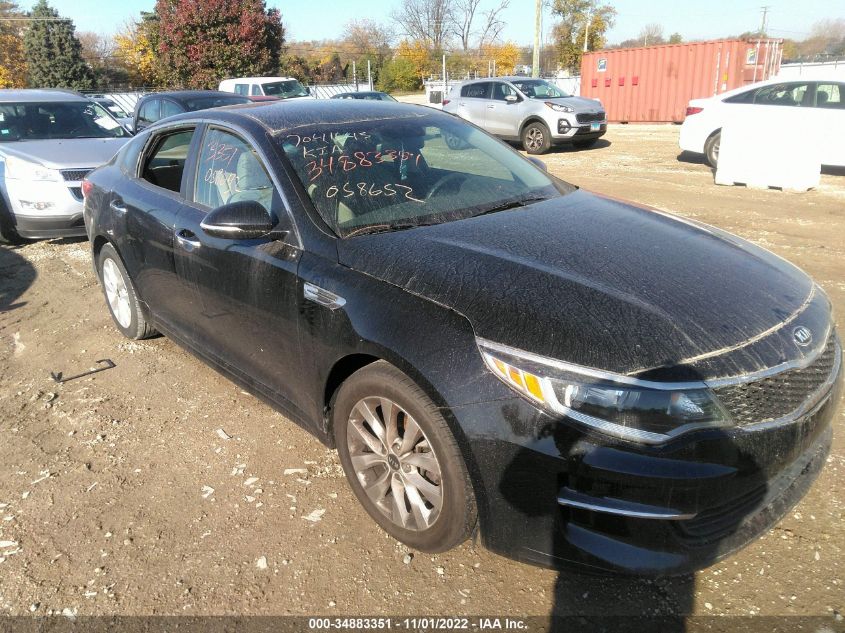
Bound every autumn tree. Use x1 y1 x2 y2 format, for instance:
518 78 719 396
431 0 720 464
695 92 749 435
155 0 285 89
113 16 160 86
23 0 94 89
481 41 520 74
0 1 27 88
378 56 421 91
395 38 435 81
551 0 616 74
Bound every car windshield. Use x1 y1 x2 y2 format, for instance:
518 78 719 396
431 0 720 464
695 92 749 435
262 80 309 98
280 112 573 238
0 101 130 142
184 96 250 111
511 79 571 99
98 100 129 118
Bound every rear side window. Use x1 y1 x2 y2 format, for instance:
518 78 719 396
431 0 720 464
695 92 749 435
251 84 262 96
461 83 491 99
138 99 160 124
193 128 274 212
815 84 843 108
234 84 249 96
141 129 195 194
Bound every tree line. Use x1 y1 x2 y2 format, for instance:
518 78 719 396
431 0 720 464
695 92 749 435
1 0 842 93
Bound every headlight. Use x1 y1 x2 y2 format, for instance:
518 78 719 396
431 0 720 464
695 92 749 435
544 101 574 113
477 338 730 444
4 156 61 182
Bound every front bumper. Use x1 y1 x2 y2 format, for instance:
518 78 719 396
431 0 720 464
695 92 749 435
552 119 607 143
460 344 842 576
4 177 88 239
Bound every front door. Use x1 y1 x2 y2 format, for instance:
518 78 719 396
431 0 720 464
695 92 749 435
485 82 522 137
813 82 845 166
173 125 308 415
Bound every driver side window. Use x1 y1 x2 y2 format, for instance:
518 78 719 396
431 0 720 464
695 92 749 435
194 128 274 212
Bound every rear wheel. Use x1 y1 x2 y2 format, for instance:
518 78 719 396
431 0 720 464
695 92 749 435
521 121 552 155
333 361 477 552
704 130 721 168
97 243 156 340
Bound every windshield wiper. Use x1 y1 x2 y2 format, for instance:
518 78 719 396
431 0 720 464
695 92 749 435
472 196 550 218
344 221 437 238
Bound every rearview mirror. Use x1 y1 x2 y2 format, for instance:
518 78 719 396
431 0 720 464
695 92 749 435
200 201 281 240
527 157 547 171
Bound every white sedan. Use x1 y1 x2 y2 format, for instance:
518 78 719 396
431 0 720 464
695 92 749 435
679 77 845 167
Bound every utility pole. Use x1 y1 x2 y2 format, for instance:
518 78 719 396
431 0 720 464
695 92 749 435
583 9 593 53
759 6 770 36
532 0 541 77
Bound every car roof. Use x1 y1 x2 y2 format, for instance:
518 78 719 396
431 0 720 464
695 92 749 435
0 89 90 103
334 91 384 97
166 99 445 135
141 90 245 103
221 77 297 84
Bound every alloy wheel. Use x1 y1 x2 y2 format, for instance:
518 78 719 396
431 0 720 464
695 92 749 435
346 396 443 531
526 127 544 151
102 257 132 328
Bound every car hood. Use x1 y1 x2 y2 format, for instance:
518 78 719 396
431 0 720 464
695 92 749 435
541 96 603 111
337 190 826 380
0 138 128 169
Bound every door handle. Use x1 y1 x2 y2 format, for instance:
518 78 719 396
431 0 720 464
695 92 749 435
175 228 201 250
487 104 495 109
109 199 127 214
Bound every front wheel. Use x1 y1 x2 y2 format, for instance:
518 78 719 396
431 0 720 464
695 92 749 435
333 361 477 552
97 243 157 340
0 204 23 245
704 130 721 168
521 122 552 155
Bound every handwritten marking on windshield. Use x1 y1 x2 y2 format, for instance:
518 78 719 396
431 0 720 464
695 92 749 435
306 150 421 182
326 182 423 203
285 131 372 147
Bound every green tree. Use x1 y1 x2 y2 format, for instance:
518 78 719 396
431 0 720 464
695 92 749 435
551 0 616 74
668 32 682 44
155 0 285 89
23 0 93 89
377 56 421 92
0 1 27 88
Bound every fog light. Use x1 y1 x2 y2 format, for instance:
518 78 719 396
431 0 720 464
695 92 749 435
19 200 55 210
558 120 571 134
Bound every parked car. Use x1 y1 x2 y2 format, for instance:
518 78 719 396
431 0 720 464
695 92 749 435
0 89 131 242
331 91 397 102
680 76 845 167
442 76 606 154
219 77 314 100
83 100 842 575
93 97 134 131
132 91 251 133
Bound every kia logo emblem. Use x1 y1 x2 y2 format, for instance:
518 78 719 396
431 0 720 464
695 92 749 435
793 326 813 347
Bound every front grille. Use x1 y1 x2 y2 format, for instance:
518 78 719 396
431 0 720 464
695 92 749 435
576 112 605 123
675 484 766 544
69 187 83 202
61 169 93 182
713 335 838 426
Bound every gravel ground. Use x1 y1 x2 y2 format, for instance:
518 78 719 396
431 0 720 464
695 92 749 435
0 124 843 622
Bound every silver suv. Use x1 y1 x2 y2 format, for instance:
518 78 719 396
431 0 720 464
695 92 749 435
443 77 606 154
0 90 132 243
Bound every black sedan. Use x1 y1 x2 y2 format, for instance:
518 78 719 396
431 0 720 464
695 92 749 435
82 100 843 575
330 90 397 101
132 90 251 132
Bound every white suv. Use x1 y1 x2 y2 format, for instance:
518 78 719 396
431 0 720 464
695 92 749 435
219 77 314 100
680 77 845 167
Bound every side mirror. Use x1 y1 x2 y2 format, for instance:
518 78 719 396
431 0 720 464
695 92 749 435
505 94 519 104
305 87 311 95
527 156 547 171
200 200 282 240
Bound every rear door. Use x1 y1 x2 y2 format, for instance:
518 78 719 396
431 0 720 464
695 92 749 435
812 82 845 166
485 82 522 137
173 125 308 413
456 82 492 127
117 126 199 328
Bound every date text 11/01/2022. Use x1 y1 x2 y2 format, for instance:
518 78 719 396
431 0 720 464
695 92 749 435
308 618 527 630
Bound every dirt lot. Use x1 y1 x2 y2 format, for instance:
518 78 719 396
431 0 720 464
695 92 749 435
0 125 843 622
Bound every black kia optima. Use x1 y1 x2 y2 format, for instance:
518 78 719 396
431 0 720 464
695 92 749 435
82 100 843 575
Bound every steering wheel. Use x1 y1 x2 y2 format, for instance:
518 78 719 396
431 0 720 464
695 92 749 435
426 172 467 200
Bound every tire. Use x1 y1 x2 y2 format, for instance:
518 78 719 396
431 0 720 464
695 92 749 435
97 243 156 340
704 130 721 168
572 139 598 150
521 121 552 155
333 361 477 552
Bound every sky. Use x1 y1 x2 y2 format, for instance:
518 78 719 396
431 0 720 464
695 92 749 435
40 0 843 46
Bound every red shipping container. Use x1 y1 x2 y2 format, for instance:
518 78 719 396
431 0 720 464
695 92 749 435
580 38 783 123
